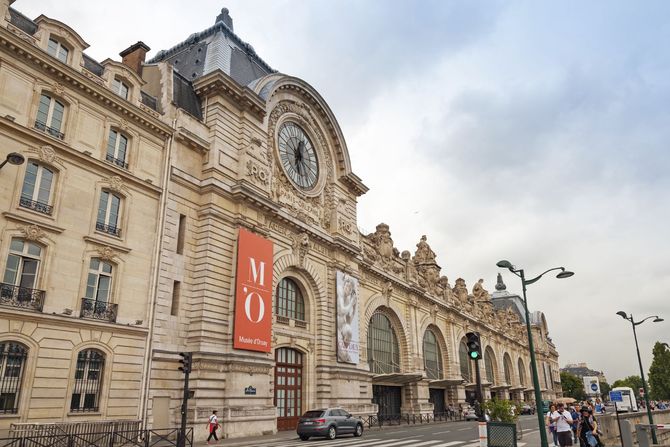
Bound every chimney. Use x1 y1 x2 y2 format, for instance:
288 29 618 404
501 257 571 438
119 41 151 76
215 8 233 31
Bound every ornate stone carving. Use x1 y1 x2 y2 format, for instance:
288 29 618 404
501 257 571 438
363 223 403 274
292 232 309 266
453 278 468 302
472 279 490 301
413 235 441 295
104 175 125 193
96 246 118 261
438 276 454 303
430 303 439 321
37 145 57 164
20 225 45 242
119 118 128 130
414 235 436 264
382 281 393 306
245 159 269 186
495 273 507 291
52 82 65 95
401 250 418 283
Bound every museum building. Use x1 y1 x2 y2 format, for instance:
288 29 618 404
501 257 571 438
0 2 561 440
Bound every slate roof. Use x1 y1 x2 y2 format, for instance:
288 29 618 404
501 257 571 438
172 71 202 119
148 10 276 88
82 54 104 76
8 8 37 35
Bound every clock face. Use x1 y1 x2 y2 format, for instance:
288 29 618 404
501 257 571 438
277 122 319 190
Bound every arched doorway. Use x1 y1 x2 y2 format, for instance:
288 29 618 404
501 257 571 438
274 347 303 431
424 329 445 415
368 312 402 420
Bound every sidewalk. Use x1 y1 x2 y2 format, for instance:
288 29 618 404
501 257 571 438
194 430 297 447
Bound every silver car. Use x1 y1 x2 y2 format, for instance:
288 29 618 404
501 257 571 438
296 408 364 441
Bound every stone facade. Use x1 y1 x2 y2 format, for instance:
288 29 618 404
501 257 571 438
0 3 561 441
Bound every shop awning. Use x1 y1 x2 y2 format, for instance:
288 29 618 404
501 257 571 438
372 373 423 384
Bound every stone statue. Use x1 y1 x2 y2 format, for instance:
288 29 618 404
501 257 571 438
453 278 468 302
472 279 489 301
414 235 437 264
401 250 418 283
368 223 398 262
438 276 454 302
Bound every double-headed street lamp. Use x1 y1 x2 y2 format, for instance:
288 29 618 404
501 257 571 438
616 311 664 444
497 260 574 447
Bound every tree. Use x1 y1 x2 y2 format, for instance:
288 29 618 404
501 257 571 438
612 375 643 398
600 382 611 400
483 398 520 423
648 342 670 400
561 371 587 401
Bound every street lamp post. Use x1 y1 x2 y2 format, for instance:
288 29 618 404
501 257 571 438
0 152 25 171
497 260 574 447
616 311 664 445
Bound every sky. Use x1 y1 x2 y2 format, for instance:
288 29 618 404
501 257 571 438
15 0 670 383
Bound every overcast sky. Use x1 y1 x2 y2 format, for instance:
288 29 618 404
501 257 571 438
17 0 670 383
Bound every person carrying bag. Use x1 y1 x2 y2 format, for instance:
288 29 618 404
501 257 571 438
206 410 220 445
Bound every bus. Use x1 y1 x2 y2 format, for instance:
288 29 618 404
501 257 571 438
612 387 638 412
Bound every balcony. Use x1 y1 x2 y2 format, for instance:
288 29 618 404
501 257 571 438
80 298 118 323
95 222 121 237
105 154 129 169
19 197 53 215
0 283 45 312
34 120 64 140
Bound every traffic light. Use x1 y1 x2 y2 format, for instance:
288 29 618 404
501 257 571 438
178 352 192 374
466 332 482 360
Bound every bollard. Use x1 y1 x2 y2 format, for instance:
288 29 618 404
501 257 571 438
620 420 634 447
636 425 650 447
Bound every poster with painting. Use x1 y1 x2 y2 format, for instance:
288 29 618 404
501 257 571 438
336 271 359 364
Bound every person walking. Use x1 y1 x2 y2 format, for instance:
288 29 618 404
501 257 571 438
569 405 580 443
547 404 559 447
550 403 574 446
207 410 220 445
577 406 599 447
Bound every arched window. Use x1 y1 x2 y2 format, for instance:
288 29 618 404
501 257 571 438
70 349 105 412
518 358 526 387
35 93 65 139
423 330 443 380
503 354 513 385
484 347 496 384
459 339 471 382
275 278 305 321
20 161 55 215
367 312 400 374
0 342 28 414
106 129 129 168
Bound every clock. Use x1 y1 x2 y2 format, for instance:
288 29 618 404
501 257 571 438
277 122 319 190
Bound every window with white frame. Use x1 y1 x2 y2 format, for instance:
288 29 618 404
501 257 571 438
47 37 69 63
111 78 129 100
105 130 129 168
20 162 54 215
70 349 104 412
95 191 122 237
85 258 113 303
2 238 42 293
35 93 65 139
0 342 28 414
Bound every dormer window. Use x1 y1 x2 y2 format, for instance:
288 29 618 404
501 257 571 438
47 38 69 63
111 78 129 100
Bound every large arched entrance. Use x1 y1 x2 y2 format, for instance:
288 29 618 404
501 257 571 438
368 312 402 420
274 347 303 431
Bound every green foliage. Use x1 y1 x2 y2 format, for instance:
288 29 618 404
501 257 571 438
600 382 611 399
483 398 520 423
561 371 587 401
612 375 643 396
649 342 670 400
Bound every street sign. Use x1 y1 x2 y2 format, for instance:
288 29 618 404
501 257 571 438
591 383 599 392
609 391 623 402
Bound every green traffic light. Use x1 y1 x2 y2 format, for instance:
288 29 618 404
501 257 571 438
470 352 479 359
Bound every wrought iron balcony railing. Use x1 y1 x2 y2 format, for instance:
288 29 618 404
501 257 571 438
34 120 65 140
19 197 53 215
105 154 129 169
80 298 118 323
95 222 121 237
0 283 45 312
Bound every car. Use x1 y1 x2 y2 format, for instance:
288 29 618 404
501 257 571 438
520 404 535 415
464 407 479 421
296 408 364 441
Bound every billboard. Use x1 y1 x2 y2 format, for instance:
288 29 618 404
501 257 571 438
583 376 601 396
233 228 273 352
336 271 360 364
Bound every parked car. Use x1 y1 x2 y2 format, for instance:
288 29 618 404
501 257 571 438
464 407 479 421
520 404 535 415
296 408 364 441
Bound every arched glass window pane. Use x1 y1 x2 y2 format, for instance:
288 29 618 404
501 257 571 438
459 340 471 382
423 330 443 380
0 342 28 414
70 349 105 412
367 313 400 374
503 354 513 385
484 348 496 384
518 359 526 387
276 278 305 321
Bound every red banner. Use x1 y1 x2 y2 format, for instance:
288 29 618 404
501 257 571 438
233 228 273 352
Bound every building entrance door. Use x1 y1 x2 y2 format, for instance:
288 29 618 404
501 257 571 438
372 385 402 421
429 388 445 415
274 348 303 431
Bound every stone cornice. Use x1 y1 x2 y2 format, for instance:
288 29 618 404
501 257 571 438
0 117 163 196
193 70 266 121
0 27 172 138
341 172 369 197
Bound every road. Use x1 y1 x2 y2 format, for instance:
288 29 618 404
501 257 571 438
201 415 543 447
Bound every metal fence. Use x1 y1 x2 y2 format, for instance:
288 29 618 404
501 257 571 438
487 421 517 447
0 428 192 447
9 420 142 439
362 411 465 429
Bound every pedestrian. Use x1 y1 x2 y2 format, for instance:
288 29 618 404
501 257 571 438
546 404 559 447
551 403 574 446
570 405 580 443
577 406 599 447
207 410 220 445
